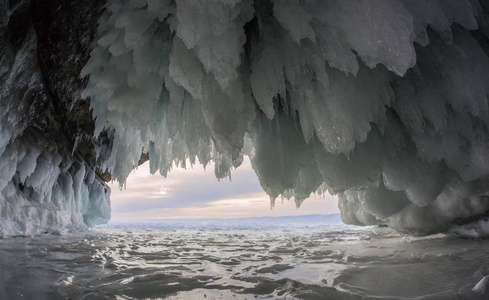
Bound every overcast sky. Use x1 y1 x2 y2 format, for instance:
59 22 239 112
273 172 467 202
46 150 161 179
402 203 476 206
109 157 339 221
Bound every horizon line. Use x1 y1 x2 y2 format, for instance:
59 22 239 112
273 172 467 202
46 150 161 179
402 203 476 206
107 213 342 223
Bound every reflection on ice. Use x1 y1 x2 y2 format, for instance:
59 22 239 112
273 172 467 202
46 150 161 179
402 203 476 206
1 223 489 299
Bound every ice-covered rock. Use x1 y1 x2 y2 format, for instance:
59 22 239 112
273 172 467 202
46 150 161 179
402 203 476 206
0 0 110 237
4 0 489 236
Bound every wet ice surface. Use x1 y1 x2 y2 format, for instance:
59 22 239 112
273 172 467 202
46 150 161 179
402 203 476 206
1 223 489 299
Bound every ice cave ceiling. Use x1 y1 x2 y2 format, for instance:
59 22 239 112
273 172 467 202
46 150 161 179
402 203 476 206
2 0 489 236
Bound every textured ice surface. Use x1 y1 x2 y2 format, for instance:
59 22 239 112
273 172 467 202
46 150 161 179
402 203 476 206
80 0 489 235
1 224 489 299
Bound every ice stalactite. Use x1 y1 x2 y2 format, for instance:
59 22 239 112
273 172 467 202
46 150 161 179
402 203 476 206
3 0 489 237
82 0 489 235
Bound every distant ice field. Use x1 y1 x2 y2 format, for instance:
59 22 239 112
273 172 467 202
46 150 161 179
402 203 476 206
1 222 488 299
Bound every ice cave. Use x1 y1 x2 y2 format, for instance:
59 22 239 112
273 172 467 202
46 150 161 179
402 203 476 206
3 0 489 237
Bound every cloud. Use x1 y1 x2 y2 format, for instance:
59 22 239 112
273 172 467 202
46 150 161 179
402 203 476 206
109 157 339 220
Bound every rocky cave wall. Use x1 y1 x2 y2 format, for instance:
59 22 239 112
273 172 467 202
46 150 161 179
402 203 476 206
0 0 110 236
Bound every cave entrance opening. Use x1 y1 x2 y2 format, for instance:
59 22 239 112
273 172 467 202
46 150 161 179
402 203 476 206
107 157 339 222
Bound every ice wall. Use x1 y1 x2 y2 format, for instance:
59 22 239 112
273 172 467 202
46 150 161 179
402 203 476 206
2 0 488 236
0 0 110 237
80 0 489 235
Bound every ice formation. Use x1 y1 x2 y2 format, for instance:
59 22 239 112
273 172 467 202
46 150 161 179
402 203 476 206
79 0 489 235
0 0 110 237
0 47 110 236
4 0 489 236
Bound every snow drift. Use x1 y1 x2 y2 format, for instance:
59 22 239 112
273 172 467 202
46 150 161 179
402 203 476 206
3 0 489 236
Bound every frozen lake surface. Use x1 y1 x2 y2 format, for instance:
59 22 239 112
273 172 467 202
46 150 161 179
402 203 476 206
1 222 489 299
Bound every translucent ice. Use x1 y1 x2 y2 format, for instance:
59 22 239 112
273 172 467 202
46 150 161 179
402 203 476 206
77 0 489 235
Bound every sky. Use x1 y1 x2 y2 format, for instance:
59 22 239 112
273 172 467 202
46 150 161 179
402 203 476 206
108 157 339 221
